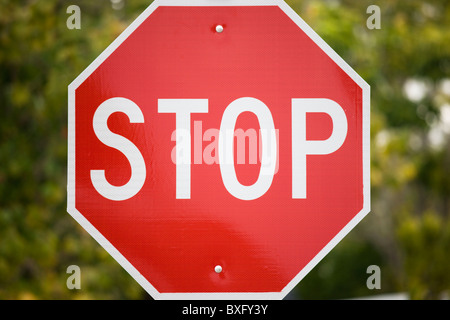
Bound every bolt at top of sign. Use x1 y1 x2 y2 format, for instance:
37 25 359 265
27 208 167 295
68 0 370 300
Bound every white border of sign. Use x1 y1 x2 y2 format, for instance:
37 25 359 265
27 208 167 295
68 0 370 300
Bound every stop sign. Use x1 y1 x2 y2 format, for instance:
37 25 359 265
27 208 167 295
68 0 370 299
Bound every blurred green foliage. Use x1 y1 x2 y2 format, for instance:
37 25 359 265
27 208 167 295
0 0 449 299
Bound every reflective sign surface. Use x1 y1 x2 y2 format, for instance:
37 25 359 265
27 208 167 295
68 0 370 300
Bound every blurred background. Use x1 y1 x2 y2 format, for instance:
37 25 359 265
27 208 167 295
0 0 449 299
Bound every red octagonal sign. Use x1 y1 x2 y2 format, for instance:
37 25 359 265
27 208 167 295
68 0 370 299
